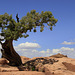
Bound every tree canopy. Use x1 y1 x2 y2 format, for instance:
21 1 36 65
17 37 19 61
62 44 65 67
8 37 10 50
0 10 58 42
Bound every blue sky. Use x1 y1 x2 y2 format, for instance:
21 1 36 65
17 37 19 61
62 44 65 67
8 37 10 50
0 0 75 58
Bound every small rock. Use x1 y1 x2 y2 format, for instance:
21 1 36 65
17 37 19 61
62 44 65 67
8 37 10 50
0 58 9 65
58 68 61 70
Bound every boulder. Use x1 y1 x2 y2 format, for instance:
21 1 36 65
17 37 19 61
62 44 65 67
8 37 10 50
43 57 75 75
62 62 75 72
50 53 67 58
0 58 9 65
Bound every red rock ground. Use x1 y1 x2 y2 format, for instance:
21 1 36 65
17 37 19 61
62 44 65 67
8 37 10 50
0 54 75 75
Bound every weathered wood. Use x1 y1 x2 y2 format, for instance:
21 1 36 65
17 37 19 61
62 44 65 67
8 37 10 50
1 40 22 66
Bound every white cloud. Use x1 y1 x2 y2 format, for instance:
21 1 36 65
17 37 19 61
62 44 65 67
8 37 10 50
14 42 52 58
53 49 60 53
52 47 74 54
46 49 51 53
0 42 73 58
14 43 75 58
60 47 74 51
14 42 42 58
14 42 41 50
39 50 45 53
61 41 75 45
32 49 38 52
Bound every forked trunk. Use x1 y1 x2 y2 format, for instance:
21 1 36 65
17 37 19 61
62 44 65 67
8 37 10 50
1 40 22 66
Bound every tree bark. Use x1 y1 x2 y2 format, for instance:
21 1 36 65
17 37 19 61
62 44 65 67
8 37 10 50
1 40 22 66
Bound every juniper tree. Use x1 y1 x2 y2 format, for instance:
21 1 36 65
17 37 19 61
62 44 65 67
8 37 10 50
0 10 58 66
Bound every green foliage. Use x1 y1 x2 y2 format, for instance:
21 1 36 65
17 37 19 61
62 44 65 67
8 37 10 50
32 66 35 71
24 64 28 67
0 10 58 41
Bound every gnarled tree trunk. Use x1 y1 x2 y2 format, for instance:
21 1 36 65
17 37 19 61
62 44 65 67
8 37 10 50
1 40 22 66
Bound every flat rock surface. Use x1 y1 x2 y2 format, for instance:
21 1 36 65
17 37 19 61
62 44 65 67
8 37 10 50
0 71 45 75
0 66 19 72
